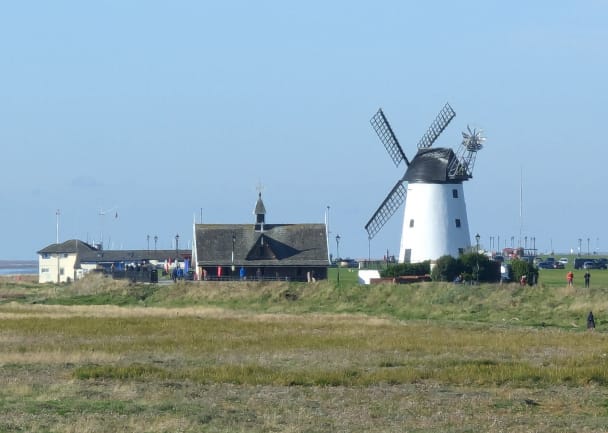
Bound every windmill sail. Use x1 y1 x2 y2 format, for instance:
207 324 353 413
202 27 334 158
417 103 456 149
370 109 409 167
365 180 407 239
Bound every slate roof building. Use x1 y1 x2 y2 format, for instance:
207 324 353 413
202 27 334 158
37 240 98 283
38 239 190 283
192 193 329 281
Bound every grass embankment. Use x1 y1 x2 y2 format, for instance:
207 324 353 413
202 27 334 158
1 274 608 432
4 272 605 328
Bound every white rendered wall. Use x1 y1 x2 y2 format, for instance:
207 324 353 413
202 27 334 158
398 182 471 263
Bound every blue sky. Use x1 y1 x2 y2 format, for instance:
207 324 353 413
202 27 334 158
2 1 607 260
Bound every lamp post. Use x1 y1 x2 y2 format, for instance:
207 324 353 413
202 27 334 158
475 233 480 284
231 233 236 274
154 235 158 251
578 238 582 256
147 235 150 252
56 209 61 283
335 234 341 285
175 234 179 262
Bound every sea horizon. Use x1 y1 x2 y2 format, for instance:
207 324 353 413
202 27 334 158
0 259 38 275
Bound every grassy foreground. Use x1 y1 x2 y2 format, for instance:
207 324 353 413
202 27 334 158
1 274 608 432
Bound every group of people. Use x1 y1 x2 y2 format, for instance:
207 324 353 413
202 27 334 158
568 271 596 331
566 270 592 288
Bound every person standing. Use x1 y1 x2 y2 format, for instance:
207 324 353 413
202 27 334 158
567 270 574 287
587 311 596 331
584 270 591 288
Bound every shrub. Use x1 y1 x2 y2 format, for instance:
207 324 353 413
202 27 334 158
381 261 430 278
510 259 539 285
431 255 460 282
430 253 501 283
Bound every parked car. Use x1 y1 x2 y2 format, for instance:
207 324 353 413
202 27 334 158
558 257 569 265
583 261 596 270
537 262 554 269
553 262 565 269
575 258 594 269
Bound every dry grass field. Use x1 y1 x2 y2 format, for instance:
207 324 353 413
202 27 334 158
1 274 608 432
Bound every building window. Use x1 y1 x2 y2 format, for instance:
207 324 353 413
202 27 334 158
41 267 49 273
455 219 461 228
452 189 458 198
458 248 464 255
409 219 414 228
42 253 50 259
404 249 412 262
63 253 68 258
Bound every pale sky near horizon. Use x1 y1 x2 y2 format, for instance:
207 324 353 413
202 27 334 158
2 1 607 260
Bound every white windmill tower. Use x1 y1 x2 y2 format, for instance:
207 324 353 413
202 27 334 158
365 103 485 263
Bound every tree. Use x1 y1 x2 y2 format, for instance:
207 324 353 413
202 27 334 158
510 259 538 286
431 255 461 282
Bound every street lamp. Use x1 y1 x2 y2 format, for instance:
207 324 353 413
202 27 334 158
335 234 341 285
231 233 236 273
154 235 158 251
475 233 480 284
175 234 180 262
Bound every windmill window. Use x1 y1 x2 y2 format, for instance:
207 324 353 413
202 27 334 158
409 219 414 228
455 219 461 228
404 249 412 262
452 189 458 198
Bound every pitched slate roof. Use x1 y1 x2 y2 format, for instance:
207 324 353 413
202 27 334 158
37 240 189 264
195 223 329 267
78 249 190 264
37 240 98 255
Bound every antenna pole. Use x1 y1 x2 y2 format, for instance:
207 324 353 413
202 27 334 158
325 206 331 262
519 167 523 248
55 209 60 244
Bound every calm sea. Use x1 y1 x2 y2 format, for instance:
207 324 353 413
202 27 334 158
0 260 38 275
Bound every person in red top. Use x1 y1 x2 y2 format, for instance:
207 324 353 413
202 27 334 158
566 271 574 287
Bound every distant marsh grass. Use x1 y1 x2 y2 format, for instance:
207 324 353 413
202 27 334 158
2 303 607 389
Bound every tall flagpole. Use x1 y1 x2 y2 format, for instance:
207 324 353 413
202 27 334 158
56 209 60 244
519 167 523 249
325 205 331 262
